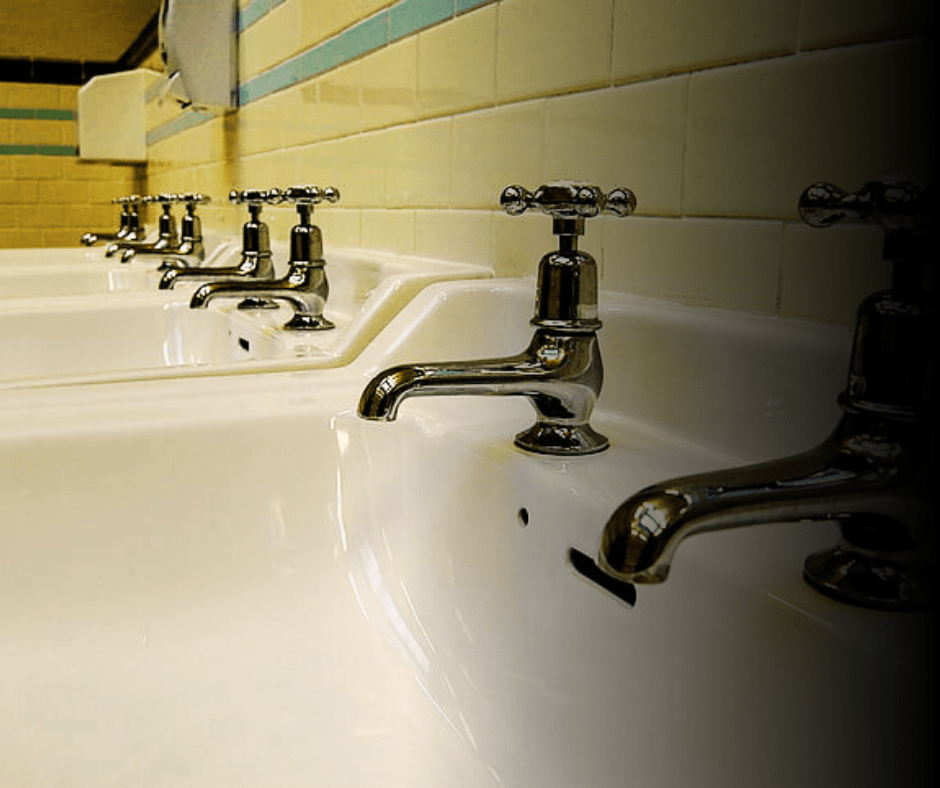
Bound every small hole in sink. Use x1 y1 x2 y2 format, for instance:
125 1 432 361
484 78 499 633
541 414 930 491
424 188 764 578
238 337 251 352
517 508 529 528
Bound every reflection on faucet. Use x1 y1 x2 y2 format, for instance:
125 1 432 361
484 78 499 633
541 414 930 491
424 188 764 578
124 193 209 263
160 189 275 290
105 194 178 258
598 179 936 610
189 185 340 331
359 329 607 453
359 182 636 456
81 195 145 246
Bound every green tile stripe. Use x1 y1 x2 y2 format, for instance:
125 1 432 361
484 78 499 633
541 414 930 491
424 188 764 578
0 107 76 121
147 109 218 146
0 144 78 156
389 0 453 41
148 0 497 143
238 0 289 32
238 11 388 104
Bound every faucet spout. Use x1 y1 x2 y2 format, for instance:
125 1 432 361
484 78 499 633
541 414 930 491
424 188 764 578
358 329 608 454
189 261 333 331
159 252 273 289
598 411 935 608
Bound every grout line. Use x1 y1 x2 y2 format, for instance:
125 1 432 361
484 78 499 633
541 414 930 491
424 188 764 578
795 0 807 53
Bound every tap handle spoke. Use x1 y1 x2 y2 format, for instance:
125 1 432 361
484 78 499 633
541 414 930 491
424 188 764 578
229 188 281 206
179 192 211 207
501 182 636 219
142 193 178 208
799 179 933 233
278 185 341 205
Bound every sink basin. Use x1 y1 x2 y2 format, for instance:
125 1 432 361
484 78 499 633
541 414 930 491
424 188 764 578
336 401 934 787
0 246 106 268
1 277 932 786
0 248 488 388
0 262 161 299
0 238 237 299
336 280 935 787
0 379 495 787
0 295 290 386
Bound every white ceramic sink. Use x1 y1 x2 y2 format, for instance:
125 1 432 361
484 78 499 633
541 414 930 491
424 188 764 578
0 248 488 388
0 262 161 299
337 280 936 787
0 380 494 787
0 295 288 386
0 238 236 299
0 278 932 786
0 246 106 268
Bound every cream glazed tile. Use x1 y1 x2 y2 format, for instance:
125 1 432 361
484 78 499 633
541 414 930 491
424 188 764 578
415 209 494 267
417 6 497 119
800 0 928 50
685 40 932 220
451 101 545 210
612 0 799 83
495 0 613 102
492 210 549 278
360 208 416 254
545 77 688 217
360 37 418 132
238 0 304 82
602 215 782 313
779 222 890 325
384 118 452 208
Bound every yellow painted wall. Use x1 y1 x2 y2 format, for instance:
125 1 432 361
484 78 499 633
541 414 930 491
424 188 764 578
145 0 931 325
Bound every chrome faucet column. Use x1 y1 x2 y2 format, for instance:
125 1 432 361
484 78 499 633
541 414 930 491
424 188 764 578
106 194 178 257
81 195 144 246
598 178 935 610
358 182 636 456
130 192 210 265
188 185 341 330
159 189 278 290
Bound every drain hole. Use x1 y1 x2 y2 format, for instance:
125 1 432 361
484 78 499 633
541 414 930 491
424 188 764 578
568 548 637 607
238 337 251 352
517 508 529 528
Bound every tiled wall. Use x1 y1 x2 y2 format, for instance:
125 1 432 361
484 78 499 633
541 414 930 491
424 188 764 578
0 82 143 249
145 0 932 325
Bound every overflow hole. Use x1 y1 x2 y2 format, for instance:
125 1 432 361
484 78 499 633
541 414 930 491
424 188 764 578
517 508 529 528
238 337 251 352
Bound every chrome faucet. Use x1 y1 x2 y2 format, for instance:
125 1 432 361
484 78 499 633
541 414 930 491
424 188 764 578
597 178 936 611
188 185 340 330
358 182 636 456
81 195 144 246
123 193 209 264
159 189 277 290
105 194 178 258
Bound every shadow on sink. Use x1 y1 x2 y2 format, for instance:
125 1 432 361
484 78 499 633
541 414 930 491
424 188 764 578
335 402 935 788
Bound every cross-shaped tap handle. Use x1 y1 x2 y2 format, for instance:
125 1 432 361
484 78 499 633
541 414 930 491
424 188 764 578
798 179 932 233
179 192 211 207
277 185 341 205
229 188 282 206
501 182 636 220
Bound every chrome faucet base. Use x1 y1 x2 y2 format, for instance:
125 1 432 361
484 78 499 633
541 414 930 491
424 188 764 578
358 329 608 457
514 422 609 456
237 298 280 310
804 537 933 611
283 313 335 331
